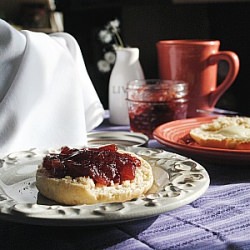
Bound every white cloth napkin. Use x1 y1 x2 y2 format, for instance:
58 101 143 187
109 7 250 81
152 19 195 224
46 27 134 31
0 19 105 154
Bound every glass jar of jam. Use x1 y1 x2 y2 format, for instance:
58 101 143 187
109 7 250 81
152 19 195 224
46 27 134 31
126 79 189 138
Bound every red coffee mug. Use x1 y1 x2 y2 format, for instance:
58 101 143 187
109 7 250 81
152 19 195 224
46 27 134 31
156 40 240 117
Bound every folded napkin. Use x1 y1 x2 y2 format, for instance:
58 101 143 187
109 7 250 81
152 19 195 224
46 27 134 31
0 19 105 153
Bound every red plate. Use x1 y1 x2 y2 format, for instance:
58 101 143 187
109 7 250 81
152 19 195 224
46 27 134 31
153 116 250 165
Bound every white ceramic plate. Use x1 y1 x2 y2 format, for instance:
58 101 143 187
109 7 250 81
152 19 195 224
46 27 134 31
87 131 149 147
0 146 209 226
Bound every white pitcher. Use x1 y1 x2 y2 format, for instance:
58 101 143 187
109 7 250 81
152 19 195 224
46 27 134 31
109 47 145 125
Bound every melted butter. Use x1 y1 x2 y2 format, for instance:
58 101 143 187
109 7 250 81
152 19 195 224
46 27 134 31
216 125 250 138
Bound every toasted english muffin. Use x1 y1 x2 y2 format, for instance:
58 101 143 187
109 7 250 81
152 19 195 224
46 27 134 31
36 147 153 205
189 116 250 150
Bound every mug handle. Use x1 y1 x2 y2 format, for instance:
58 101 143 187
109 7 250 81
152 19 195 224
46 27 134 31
208 51 240 108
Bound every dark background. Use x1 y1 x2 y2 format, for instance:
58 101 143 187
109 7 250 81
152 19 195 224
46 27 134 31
55 0 250 115
9 0 250 114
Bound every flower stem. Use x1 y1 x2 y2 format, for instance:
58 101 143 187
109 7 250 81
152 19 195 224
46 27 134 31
114 31 124 47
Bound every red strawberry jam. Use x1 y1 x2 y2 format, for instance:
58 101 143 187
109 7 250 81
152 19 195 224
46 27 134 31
127 80 189 138
128 100 188 138
42 144 141 186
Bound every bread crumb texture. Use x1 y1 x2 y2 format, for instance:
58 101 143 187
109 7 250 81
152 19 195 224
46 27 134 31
36 151 154 205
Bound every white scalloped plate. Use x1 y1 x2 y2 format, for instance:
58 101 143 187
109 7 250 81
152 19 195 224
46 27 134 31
0 146 209 226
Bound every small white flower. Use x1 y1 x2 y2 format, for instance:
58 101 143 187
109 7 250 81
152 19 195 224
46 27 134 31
98 30 112 43
104 51 116 64
107 19 120 33
109 19 120 28
97 19 125 72
97 60 111 73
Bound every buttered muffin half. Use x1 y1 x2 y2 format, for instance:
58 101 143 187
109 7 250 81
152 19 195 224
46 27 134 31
190 116 250 150
36 144 154 205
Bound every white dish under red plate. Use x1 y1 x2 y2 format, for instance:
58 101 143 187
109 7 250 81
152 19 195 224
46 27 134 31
0 146 209 226
153 116 250 165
